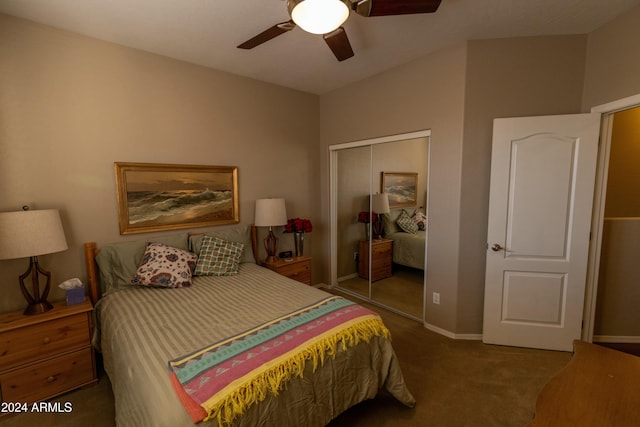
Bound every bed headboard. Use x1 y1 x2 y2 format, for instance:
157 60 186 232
83 225 259 305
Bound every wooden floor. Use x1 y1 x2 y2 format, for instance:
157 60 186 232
337 264 424 318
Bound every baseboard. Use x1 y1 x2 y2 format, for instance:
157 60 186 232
424 323 482 340
337 273 358 282
593 335 640 344
322 284 483 341
454 333 483 341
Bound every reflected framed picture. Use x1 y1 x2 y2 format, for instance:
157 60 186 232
381 172 418 208
114 162 239 235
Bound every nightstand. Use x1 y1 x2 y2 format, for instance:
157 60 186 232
358 238 393 281
262 256 312 285
0 299 97 406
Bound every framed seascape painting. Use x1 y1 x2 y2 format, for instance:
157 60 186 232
114 162 239 234
381 172 418 208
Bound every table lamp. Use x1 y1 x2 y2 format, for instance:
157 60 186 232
0 208 68 315
371 192 390 239
254 198 287 263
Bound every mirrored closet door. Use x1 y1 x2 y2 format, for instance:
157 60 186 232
330 131 430 321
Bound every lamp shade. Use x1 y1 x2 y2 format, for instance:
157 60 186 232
254 199 287 227
0 209 68 260
372 193 390 214
288 0 349 35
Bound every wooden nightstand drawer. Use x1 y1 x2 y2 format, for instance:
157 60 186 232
262 256 312 285
277 262 310 280
0 347 94 403
0 299 97 405
0 313 90 371
372 242 392 257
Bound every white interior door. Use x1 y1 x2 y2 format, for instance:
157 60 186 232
483 113 600 351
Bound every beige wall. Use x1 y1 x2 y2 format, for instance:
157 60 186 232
584 5 640 338
458 36 587 333
321 44 468 333
582 5 640 110
321 36 589 335
604 108 640 217
595 106 640 337
595 219 640 336
0 14 320 313
323 4 640 335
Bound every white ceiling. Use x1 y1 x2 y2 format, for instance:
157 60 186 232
1 0 639 94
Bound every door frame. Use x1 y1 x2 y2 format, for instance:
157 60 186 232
583 93 640 342
328 129 431 322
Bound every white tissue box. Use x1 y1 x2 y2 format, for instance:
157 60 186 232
66 286 85 305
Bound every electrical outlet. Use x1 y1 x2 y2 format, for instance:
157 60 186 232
432 292 440 305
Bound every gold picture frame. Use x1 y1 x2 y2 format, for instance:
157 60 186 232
381 172 418 208
114 162 239 235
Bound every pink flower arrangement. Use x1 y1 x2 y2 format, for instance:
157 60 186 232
284 218 312 233
357 211 377 224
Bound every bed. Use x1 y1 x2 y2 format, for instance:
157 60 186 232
84 225 415 426
382 209 426 270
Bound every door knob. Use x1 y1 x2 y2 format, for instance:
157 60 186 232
491 244 504 252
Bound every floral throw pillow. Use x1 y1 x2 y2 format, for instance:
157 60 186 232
412 209 427 231
194 235 244 276
396 209 418 234
131 242 197 288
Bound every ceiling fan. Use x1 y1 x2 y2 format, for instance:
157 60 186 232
237 0 442 61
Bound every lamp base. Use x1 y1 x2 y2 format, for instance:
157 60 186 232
19 256 54 316
23 301 54 316
264 255 278 264
372 217 385 240
263 227 279 265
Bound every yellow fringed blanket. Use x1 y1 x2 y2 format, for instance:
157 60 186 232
168 295 390 425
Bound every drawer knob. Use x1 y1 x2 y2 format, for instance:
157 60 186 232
47 375 56 383
42 337 51 344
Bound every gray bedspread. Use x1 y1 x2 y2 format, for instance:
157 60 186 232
388 230 426 270
94 263 415 426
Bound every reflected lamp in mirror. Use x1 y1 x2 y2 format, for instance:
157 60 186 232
0 208 68 315
254 198 287 263
371 193 390 239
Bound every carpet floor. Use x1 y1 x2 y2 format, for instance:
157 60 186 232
0 293 574 427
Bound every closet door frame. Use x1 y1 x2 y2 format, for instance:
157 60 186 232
329 129 431 321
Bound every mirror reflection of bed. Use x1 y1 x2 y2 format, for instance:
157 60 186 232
331 133 429 322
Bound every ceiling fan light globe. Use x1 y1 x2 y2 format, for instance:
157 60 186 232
289 0 349 35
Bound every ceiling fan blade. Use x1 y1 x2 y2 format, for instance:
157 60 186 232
237 20 296 49
323 27 354 62
351 0 442 17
